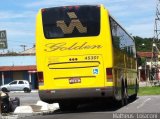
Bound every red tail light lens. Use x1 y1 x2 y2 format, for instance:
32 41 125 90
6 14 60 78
106 68 113 82
63 6 80 10
68 6 73 10
75 6 80 10
107 68 112 75
37 72 44 86
41 9 46 13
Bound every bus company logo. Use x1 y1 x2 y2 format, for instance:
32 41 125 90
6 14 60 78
56 12 87 34
44 42 102 52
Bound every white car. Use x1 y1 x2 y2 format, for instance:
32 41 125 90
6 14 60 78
0 80 31 93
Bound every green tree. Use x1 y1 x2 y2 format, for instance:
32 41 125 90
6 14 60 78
133 36 153 52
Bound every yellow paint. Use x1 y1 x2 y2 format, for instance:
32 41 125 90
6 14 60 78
36 5 137 93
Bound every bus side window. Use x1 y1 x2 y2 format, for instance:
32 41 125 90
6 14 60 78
110 16 135 58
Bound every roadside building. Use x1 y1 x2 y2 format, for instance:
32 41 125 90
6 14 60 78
137 52 152 82
0 47 38 89
137 51 160 82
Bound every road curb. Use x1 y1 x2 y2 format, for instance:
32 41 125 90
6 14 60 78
9 90 38 93
1 99 59 119
3 101 60 118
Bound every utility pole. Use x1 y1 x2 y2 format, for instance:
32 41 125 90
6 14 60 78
20 45 27 51
151 0 160 82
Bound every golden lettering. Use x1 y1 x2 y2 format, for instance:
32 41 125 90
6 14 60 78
44 42 102 52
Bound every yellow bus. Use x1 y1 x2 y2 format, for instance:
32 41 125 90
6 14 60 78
36 4 138 110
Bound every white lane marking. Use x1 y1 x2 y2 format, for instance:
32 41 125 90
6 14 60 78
137 98 151 109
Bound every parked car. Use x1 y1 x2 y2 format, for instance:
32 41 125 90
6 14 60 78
0 80 31 93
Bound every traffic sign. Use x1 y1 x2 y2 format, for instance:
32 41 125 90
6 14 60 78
0 30 8 49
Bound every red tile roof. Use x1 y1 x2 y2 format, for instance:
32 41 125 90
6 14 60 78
0 65 36 71
137 52 156 58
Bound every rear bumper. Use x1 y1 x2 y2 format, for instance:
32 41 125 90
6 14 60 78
39 87 114 103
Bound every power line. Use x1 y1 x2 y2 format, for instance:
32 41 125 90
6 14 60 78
8 40 34 44
20 45 27 51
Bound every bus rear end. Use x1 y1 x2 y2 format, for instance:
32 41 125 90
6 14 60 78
36 5 113 104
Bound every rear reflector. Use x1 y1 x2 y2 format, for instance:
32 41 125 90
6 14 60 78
75 6 80 10
68 6 73 10
63 6 80 10
106 68 113 82
41 9 46 13
37 72 44 86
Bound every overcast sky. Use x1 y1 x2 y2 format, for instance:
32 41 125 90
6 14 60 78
0 0 156 52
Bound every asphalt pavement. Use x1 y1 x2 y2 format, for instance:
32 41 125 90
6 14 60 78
2 92 160 119
8 91 39 105
23 95 160 119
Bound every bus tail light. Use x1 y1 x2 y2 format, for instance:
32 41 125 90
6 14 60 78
106 68 113 82
37 72 44 86
41 9 46 13
63 5 80 10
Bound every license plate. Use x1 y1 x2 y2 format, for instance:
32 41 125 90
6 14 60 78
69 77 81 84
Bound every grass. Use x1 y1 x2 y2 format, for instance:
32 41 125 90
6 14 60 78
138 86 160 96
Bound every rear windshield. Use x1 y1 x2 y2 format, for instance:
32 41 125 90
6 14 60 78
42 5 100 39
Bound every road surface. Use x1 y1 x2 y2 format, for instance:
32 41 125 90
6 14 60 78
8 93 159 119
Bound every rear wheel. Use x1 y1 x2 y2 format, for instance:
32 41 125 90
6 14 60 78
59 101 78 111
130 79 138 100
131 94 137 100
23 88 31 93
121 80 128 106
2 87 8 92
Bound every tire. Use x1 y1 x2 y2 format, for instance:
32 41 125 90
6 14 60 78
2 87 8 92
130 79 138 100
27 89 31 93
121 81 125 106
131 94 137 100
124 79 128 105
59 101 78 111
120 80 128 106
23 88 30 93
